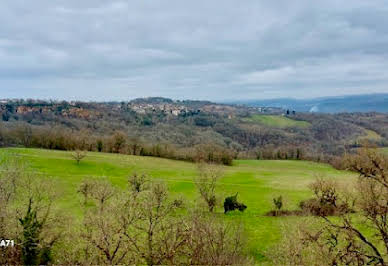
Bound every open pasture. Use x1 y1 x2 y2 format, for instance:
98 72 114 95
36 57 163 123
0 148 355 261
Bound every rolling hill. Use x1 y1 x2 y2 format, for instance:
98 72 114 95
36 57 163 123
231 93 388 113
0 148 356 261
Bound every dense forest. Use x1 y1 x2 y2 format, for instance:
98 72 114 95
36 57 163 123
1 97 388 165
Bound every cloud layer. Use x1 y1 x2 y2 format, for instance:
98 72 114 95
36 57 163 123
1 0 388 100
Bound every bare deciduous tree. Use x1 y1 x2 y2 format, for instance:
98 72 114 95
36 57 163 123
71 150 87 164
83 200 134 264
127 182 186 265
195 163 223 212
53 169 254 265
78 179 135 265
272 148 388 265
77 178 95 205
0 157 23 264
0 156 63 265
187 211 251 265
112 131 126 153
128 172 149 193
87 179 115 212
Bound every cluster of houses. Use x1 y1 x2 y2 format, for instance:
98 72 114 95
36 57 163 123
128 103 199 116
15 105 50 114
0 99 102 120
252 106 284 114
14 105 101 119
1 98 291 120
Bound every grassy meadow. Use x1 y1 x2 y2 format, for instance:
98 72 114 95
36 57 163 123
243 114 311 128
355 129 383 143
380 147 388 155
0 148 356 261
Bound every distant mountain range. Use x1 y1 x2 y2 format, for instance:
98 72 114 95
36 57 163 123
229 93 388 113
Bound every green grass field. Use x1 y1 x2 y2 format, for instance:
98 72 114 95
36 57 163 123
0 148 355 261
357 129 382 142
243 114 311 128
380 147 388 155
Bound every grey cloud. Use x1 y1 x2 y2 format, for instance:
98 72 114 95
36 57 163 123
0 0 388 100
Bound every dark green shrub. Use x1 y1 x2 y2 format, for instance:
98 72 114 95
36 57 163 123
224 193 247 213
96 139 103 152
19 199 52 265
273 196 283 211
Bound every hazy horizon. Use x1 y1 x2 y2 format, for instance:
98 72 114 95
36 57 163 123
2 92 388 103
1 1 388 101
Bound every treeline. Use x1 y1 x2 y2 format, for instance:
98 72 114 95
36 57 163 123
4 100 388 155
238 144 345 168
0 122 234 165
2 104 388 169
3 100 388 165
0 121 352 168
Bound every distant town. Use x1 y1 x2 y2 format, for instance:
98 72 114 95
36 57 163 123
0 98 286 121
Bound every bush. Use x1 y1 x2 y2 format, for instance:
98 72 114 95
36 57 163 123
223 193 247 213
299 198 351 216
273 196 283 211
195 164 222 212
299 179 352 216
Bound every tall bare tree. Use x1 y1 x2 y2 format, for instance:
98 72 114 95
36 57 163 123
187 211 251 265
194 163 223 212
79 179 134 265
126 182 187 265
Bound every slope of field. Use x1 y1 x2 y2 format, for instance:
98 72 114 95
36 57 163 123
0 148 355 261
349 128 382 145
357 129 383 141
243 114 310 128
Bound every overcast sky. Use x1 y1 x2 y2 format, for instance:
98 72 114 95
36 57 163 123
1 0 388 101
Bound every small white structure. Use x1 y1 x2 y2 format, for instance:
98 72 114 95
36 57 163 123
172 110 180 116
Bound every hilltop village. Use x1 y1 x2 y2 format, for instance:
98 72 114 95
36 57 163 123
0 97 285 121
